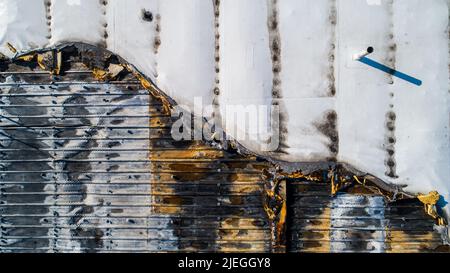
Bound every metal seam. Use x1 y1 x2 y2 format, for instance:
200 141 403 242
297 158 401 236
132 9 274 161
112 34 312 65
44 0 53 43
267 0 289 154
212 0 222 140
385 0 398 179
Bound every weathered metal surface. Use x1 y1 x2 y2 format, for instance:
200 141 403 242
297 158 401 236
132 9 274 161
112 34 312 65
1 1 448 206
0 46 272 252
287 181 448 253
0 45 448 253
148 105 272 252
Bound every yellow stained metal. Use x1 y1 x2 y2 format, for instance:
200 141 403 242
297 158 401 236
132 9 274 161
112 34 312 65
386 230 445 253
17 54 35 62
417 191 446 226
300 207 331 253
6 42 17 53
36 54 45 70
92 63 124 81
54 51 62 75
143 84 271 251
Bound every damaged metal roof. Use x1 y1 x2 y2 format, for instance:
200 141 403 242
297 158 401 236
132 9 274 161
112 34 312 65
1 1 448 221
0 45 448 252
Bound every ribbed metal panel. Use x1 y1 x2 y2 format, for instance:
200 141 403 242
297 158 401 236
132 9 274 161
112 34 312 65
0 53 271 252
148 98 272 253
287 181 446 253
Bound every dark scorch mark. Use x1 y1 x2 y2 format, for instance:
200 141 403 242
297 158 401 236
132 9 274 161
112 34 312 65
60 90 104 252
153 12 162 79
384 111 398 178
386 0 396 85
327 0 337 96
44 0 52 41
142 9 153 22
314 110 339 161
154 14 162 55
384 1 398 178
267 0 289 153
0 83 53 251
212 0 222 133
100 0 109 48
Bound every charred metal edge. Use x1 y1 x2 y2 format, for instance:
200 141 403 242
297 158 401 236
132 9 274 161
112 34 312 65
8 42 177 107
153 12 161 82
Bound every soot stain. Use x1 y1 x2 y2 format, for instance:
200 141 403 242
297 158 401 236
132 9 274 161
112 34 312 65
267 0 289 154
156 113 271 251
142 9 153 22
385 111 398 178
100 0 108 48
44 0 52 40
212 0 222 126
154 14 162 55
61 90 104 251
328 0 337 96
386 0 396 85
314 110 339 160
0 83 53 248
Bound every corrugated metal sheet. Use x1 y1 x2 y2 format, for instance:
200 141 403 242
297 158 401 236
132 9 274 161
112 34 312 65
287 181 447 253
0 45 448 253
0 46 272 252
148 96 272 252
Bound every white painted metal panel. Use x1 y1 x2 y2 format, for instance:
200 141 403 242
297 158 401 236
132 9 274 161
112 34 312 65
218 0 273 151
277 0 337 160
391 0 449 211
0 0 48 57
336 0 393 182
105 0 159 80
50 0 104 46
157 0 215 112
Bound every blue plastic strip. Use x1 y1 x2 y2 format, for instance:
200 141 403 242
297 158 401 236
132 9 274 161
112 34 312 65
359 56 422 86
